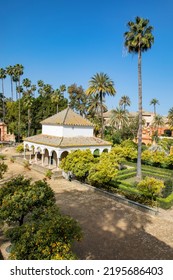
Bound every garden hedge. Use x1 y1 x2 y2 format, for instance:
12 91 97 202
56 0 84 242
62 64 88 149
157 193 173 209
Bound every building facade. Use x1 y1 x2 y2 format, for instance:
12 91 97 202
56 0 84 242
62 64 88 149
24 107 112 169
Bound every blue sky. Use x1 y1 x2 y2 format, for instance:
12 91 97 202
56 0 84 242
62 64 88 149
1 0 173 115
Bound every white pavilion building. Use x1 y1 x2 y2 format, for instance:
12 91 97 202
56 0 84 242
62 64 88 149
24 107 112 169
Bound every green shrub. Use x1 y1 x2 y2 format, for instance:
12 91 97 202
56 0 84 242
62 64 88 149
16 144 24 154
137 177 165 199
0 154 6 160
88 153 119 185
45 170 53 179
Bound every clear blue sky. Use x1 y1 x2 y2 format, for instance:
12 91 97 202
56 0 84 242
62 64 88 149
1 0 173 115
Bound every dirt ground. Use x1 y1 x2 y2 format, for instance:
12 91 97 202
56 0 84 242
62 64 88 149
1 147 173 260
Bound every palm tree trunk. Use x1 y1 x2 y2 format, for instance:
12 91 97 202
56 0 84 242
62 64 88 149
100 92 104 139
10 77 14 100
2 79 5 122
18 80 21 142
137 48 142 181
28 108 31 137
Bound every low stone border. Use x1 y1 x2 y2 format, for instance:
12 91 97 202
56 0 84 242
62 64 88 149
73 180 159 216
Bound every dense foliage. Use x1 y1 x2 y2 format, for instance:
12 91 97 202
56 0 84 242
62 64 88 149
60 149 96 181
6 206 82 260
0 176 82 259
0 176 55 226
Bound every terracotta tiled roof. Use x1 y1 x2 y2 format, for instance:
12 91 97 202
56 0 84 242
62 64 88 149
41 107 94 127
24 134 111 148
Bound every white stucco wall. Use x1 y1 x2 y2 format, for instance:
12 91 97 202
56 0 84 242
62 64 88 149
42 125 63 136
42 124 93 137
62 126 93 137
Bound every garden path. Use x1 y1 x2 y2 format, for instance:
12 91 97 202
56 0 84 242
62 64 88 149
1 147 173 259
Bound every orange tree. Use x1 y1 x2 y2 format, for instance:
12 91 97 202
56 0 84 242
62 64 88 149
5 206 82 260
0 176 55 226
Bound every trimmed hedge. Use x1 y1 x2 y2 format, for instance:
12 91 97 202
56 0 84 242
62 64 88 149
116 172 136 181
142 171 169 180
157 193 173 209
117 167 136 175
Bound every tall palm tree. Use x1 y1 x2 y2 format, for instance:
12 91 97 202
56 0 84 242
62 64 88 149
88 94 107 117
119 95 131 111
153 114 164 128
0 68 6 121
13 64 24 88
6 65 15 100
150 98 159 115
86 72 116 138
51 89 62 113
22 78 31 90
23 90 34 137
31 84 37 98
37 80 44 87
13 64 24 142
110 107 128 130
168 107 173 130
59 84 66 97
124 16 154 180
152 114 164 143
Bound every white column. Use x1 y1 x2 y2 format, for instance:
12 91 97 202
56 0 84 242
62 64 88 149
57 157 60 169
48 156 51 168
42 153 44 166
24 146 26 159
35 152 37 163
29 152 32 163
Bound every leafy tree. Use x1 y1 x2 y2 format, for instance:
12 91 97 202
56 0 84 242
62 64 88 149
141 150 153 165
150 98 159 115
0 176 55 226
60 149 96 181
124 16 154 180
137 177 165 199
86 72 116 138
6 206 82 260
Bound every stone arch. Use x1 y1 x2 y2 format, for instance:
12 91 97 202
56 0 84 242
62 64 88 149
36 146 42 160
60 151 69 162
102 148 108 153
93 148 100 157
50 150 57 166
44 148 49 165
